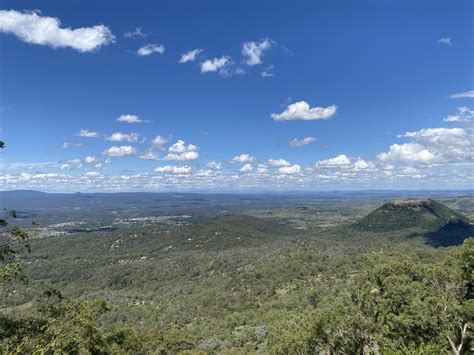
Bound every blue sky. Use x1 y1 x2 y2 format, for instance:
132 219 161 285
0 0 473 191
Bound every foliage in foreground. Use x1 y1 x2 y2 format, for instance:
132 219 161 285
0 239 471 354
267 240 473 354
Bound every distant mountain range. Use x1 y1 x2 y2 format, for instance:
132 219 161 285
1 189 473 209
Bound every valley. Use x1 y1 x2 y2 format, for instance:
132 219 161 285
1 191 473 353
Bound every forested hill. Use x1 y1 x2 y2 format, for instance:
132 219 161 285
357 199 469 231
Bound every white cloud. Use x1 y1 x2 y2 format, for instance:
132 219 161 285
437 37 452 46
401 166 420 174
353 158 375 171
316 154 351 167
154 165 191 174
67 158 82 164
400 127 472 162
268 158 290 167
76 129 100 138
106 132 140 142
62 141 82 149
60 164 70 171
117 114 145 123
379 110 474 165
235 67 246 75
179 49 203 63
443 107 474 122
289 136 318 147
402 127 467 140
3 158 473 191
104 145 136 158
242 38 273 66
137 43 165 56
85 171 101 177
200 56 231 74
84 155 97 164
124 27 147 38
207 161 222 170
151 135 168 147
261 65 274 78
0 10 115 52
377 143 438 164
164 140 199 161
278 164 301 175
271 101 337 121
257 164 268 174
450 90 474 99
230 154 256 164
240 164 253 173
20 172 59 180
139 150 160 160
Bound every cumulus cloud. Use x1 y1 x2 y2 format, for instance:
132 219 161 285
437 37 452 46
377 143 438 164
84 156 97 164
402 127 467 140
76 129 100 138
379 108 474 165
117 114 146 123
450 90 474 99
0 10 115 52
104 145 136 158
139 150 160 161
137 43 165 56
271 101 337 121
240 164 253 173
164 140 199 161
316 154 351 167
3 158 473 191
200 56 231 74
289 136 318 147
353 158 375 171
268 159 290 167
257 164 268 174
154 165 191 174
278 164 301 175
242 38 274 66
401 127 472 162
106 132 140 142
179 49 203 63
151 135 168 148
230 154 256 164
443 107 474 122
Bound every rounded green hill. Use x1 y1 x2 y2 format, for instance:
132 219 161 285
357 199 470 232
